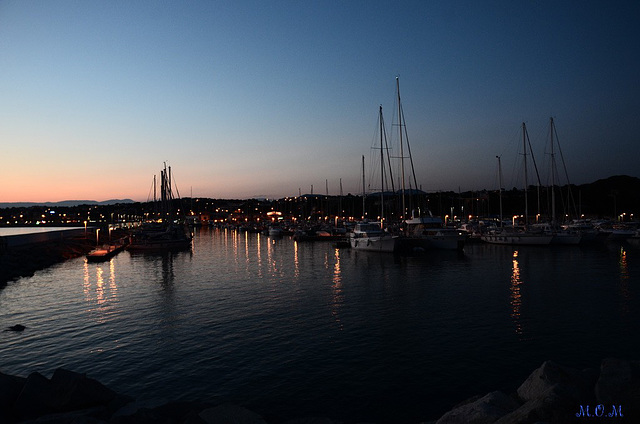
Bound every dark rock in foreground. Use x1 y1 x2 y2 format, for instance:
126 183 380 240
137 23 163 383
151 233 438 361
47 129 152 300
1 368 130 423
2 359 639 423
436 358 639 424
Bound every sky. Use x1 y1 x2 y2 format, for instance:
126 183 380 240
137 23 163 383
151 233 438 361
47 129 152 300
1 0 639 202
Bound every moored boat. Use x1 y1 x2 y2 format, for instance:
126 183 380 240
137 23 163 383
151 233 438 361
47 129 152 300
351 104 397 253
481 229 553 245
482 122 552 246
268 226 283 237
128 223 192 252
349 222 398 252
404 215 465 250
86 238 128 262
127 163 192 252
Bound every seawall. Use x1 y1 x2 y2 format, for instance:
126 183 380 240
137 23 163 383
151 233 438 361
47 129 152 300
0 228 123 288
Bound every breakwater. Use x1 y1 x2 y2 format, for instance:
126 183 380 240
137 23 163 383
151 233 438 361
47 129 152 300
0 228 127 288
1 358 638 423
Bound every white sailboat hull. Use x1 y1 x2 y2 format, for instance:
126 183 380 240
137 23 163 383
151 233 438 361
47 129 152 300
481 233 553 245
350 234 397 252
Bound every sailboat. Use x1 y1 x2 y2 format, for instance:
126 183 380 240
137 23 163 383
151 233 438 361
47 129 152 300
392 77 465 250
542 117 581 245
350 106 398 253
482 123 553 246
128 163 192 252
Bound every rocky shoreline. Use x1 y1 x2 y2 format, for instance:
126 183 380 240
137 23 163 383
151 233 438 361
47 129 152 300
1 358 638 423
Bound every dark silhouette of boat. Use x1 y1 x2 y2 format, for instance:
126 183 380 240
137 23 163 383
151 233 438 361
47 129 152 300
127 163 192 253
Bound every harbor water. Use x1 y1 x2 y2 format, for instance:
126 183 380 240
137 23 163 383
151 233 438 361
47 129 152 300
1 227 639 422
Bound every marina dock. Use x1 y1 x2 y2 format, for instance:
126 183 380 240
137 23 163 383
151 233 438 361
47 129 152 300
86 237 129 262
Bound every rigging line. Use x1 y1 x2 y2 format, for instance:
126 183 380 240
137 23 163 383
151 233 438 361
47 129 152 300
147 177 155 203
525 126 542 187
172 173 187 218
381 107 395 193
399 101 419 196
552 121 579 218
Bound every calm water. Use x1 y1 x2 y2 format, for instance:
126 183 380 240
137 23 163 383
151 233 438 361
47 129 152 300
1 228 639 422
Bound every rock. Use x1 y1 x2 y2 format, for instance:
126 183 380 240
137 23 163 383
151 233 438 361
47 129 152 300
435 391 521 424
14 372 57 420
199 404 268 424
281 418 343 424
149 401 210 423
50 368 117 411
6 324 26 331
0 371 26 422
494 385 577 424
595 358 640 419
17 407 109 423
517 361 596 404
0 371 25 406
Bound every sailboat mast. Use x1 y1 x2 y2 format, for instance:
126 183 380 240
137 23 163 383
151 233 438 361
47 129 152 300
153 174 157 218
379 105 385 229
167 164 173 218
160 168 166 220
522 122 529 227
339 178 343 220
550 117 556 224
325 179 329 220
397 77 406 220
497 155 503 226
362 155 366 220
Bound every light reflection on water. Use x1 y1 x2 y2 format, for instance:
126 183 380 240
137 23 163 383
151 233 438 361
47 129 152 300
619 246 631 317
0 229 639 423
510 250 524 337
331 248 344 330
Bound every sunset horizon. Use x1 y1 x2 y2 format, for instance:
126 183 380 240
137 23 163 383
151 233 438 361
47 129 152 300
2 1 638 203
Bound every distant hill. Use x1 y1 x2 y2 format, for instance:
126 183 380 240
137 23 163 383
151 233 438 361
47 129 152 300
576 175 640 217
0 199 135 208
579 175 640 192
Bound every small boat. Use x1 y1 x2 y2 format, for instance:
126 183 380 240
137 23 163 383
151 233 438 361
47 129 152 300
86 244 126 262
607 226 637 242
529 224 582 245
627 230 640 247
268 226 283 237
481 229 553 246
86 236 129 262
349 222 398 252
404 214 466 250
550 230 582 245
293 226 347 242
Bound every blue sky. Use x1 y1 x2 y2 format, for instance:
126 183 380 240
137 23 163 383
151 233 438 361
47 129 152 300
1 0 638 201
